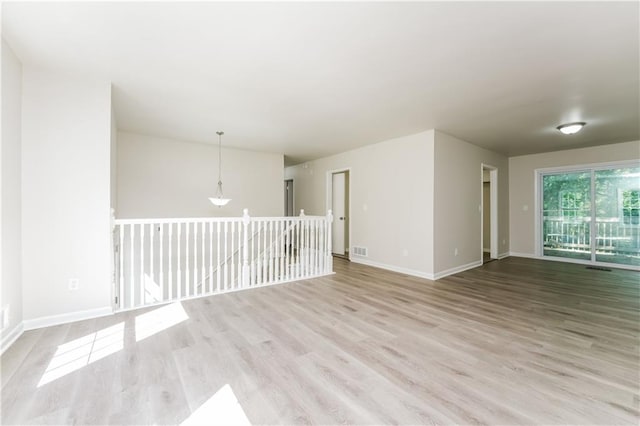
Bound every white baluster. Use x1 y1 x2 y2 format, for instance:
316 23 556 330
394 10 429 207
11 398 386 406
130 224 135 308
140 223 145 306
269 220 274 283
237 220 242 288
242 209 250 288
201 221 205 295
186 222 191 297
216 221 221 292
256 220 264 285
150 222 155 302
278 220 283 282
119 224 124 310
193 222 198 297
178 222 182 299
303 218 307 277
209 221 213 294
327 210 333 273
313 219 318 275
168 223 173 301
159 223 164 302
284 219 290 281
232 222 236 288
297 217 302 279
224 221 228 291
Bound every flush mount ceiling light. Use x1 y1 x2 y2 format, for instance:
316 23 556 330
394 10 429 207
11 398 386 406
209 131 231 207
556 122 586 135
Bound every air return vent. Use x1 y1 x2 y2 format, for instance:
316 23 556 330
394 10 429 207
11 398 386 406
352 246 368 257
586 266 612 272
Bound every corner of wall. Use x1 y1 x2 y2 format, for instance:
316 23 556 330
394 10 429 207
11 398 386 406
1 37 24 352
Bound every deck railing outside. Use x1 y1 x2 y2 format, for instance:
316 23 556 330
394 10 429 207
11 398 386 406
543 215 640 260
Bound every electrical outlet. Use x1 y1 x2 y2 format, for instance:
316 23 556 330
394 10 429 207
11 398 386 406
68 278 79 291
402 249 409 257
454 248 459 256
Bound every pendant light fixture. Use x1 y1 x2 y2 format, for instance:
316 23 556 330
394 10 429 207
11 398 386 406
209 131 231 207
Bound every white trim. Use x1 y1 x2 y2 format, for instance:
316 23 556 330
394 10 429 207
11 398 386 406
481 164 499 261
498 252 510 259
350 257 436 281
483 248 490 253
534 168 541 256
509 251 538 259
508 251 640 271
351 258 484 281
433 260 483 280
1 322 24 355
326 167 352 259
284 178 295 216
23 306 113 331
536 159 640 266
535 159 640 174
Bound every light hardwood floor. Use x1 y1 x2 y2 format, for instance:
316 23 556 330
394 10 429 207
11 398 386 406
1 257 639 425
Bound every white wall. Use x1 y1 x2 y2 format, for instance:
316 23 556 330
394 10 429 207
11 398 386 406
285 130 435 277
116 132 284 219
1 39 24 346
433 131 509 275
21 68 112 322
110 104 117 212
509 140 640 256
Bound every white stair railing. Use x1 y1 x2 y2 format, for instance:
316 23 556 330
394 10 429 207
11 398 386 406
112 209 333 311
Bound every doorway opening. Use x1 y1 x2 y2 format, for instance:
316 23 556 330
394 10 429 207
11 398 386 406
481 164 498 264
327 169 350 259
284 179 294 217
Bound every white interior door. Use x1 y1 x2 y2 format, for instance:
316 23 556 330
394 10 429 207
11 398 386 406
332 172 346 255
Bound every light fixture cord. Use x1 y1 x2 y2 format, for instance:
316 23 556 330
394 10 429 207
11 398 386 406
217 131 224 198
218 132 222 185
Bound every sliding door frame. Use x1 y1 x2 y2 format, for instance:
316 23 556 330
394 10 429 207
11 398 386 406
535 159 640 271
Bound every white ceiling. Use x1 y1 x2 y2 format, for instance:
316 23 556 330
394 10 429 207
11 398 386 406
3 2 639 165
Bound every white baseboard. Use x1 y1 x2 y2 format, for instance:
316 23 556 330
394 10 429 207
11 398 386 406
433 260 483 280
483 248 490 253
508 251 537 259
498 252 510 259
1 322 24 355
23 306 113 331
350 257 486 281
508 251 640 271
350 257 436 280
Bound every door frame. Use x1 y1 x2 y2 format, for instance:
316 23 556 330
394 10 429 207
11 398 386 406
481 164 498 261
534 159 640 271
326 168 352 259
284 179 294 216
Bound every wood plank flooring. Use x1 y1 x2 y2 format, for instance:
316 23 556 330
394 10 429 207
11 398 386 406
1 257 639 425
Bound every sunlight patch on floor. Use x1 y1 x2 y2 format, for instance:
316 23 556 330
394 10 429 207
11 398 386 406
180 384 251 426
135 302 189 342
38 322 124 387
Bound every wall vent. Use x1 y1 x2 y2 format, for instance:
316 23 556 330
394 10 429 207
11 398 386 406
352 246 368 257
586 266 612 272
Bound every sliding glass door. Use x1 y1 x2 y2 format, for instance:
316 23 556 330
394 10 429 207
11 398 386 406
541 163 640 267
542 171 592 261
594 167 640 265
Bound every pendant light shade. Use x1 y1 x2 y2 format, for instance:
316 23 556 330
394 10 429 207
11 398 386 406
209 131 231 207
